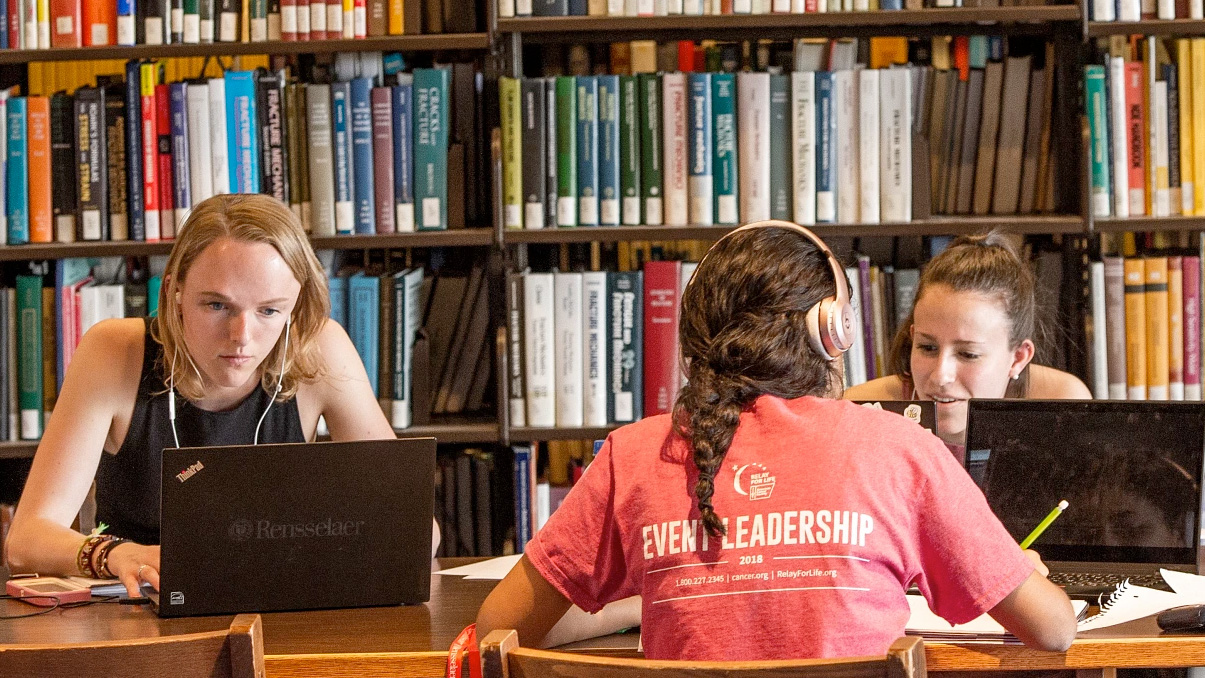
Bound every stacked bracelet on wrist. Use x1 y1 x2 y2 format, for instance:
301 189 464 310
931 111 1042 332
94 538 128 579
76 535 113 578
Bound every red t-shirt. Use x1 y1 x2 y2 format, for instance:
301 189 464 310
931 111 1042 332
525 395 1033 661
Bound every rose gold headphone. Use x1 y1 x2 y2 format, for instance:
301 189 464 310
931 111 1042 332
690 220 856 361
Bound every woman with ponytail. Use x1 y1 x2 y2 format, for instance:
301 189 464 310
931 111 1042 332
845 232 1089 458
477 223 1076 659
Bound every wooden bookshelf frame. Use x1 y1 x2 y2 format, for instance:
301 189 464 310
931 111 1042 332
0 34 491 64
1085 19 1205 36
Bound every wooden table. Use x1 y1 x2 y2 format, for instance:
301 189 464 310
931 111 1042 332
4 558 1205 678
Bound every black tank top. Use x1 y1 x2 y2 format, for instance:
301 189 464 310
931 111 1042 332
95 318 306 544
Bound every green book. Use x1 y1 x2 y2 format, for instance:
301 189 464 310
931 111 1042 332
499 76 523 229
711 73 738 225
413 68 450 231
555 76 577 227
16 275 42 440
638 72 663 226
1084 65 1111 218
769 73 792 220
619 75 641 226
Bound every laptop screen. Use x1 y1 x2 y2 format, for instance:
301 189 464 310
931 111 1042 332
852 400 938 435
965 400 1204 566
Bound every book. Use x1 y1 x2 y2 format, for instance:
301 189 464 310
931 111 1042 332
582 270 607 427
520 77 546 230
6 96 27 245
331 80 354 234
186 80 214 208
74 87 106 241
523 272 556 428
1145 257 1170 400
880 67 912 222
738 71 770 222
225 70 260 195
607 270 642 423
154 82 174 240
619 75 641 225
306 82 336 237
1168 256 1184 400
49 92 75 244
506 271 526 427
169 82 192 228
500 76 522 229
258 70 288 209
1124 257 1148 400
661 71 688 226
576 75 600 227
207 77 230 196
555 75 577 227
814 71 835 223
768 73 791 221
16 274 41 440
790 70 815 226
643 260 681 417
350 76 375 235
25 95 51 244
348 271 380 396
370 86 395 234
859 68 881 223
413 68 449 231
392 76 414 232
638 72 661 225
597 74 620 226
712 72 738 225
1103 256 1128 400
553 271 583 427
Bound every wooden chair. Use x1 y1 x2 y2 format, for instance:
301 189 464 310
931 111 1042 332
0 613 265 678
480 630 926 678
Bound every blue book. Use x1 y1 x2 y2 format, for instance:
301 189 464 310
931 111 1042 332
513 444 532 552
224 71 260 194
0 0 7 48
350 77 376 235
148 275 161 317
331 81 355 235
711 73 737 225
348 271 380 397
769 73 791 220
575 75 599 227
391 75 414 232
54 259 93 389
606 270 642 424
413 68 449 231
328 274 348 329
123 61 144 243
568 0 586 13
815 72 836 224
597 75 620 226
879 0 901 9
688 72 713 227
7 97 27 245
169 83 192 222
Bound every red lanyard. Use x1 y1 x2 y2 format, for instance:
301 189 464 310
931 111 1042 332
448 624 481 678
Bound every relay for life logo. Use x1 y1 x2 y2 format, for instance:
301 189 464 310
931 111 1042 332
733 463 775 501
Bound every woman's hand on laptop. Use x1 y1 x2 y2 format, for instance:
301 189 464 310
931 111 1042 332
107 543 161 597
1023 549 1050 577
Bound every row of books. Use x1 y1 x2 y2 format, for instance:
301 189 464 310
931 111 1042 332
0 56 481 246
1086 254 1205 402
1088 0 1203 22
497 0 1013 18
841 258 917 388
1085 37 1205 221
511 440 596 553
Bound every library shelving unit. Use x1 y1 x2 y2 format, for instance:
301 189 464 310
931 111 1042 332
1085 18 1205 37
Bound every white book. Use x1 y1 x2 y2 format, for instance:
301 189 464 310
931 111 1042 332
842 266 867 387
325 3 341 37
308 0 326 34
186 83 215 206
738 71 771 222
662 73 689 226
667 0 683 11
1109 57 1130 219
879 68 912 222
535 482 551 531
653 0 666 13
1119 0 1140 20
733 0 751 12
1090 261 1109 400
684 0 702 12
524 272 556 428
609 0 624 13
391 268 425 429
752 0 769 10
1194 0 1204 19
791 71 816 226
791 0 805 11
582 271 608 427
626 0 640 14
1155 79 1171 217
858 69 881 224
1147 40 1159 218
637 0 654 14
208 78 231 196
553 272 584 428
1159 0 1175 18
1093 0 1115 19
22 0 35 50
342 7 354 37
772 0 789 9
834 70 860 224
678 261 698 387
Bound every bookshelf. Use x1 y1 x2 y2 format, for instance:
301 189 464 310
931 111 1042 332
1085 19 1205 37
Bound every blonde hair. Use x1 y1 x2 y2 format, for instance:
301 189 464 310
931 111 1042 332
153 194 330 402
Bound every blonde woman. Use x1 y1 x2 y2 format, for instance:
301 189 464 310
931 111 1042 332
6 194 424 597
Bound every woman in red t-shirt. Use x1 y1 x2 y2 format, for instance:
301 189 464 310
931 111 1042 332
477 222 1077 658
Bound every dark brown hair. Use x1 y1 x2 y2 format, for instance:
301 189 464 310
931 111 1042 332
888 231 1036 398
673 227 843 538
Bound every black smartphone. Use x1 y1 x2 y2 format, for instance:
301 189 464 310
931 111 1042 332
1157 605 1205 632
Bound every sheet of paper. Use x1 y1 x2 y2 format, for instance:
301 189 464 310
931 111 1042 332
907 595 1088 640
435 554 522 580
1160 569 1205 601
1077 583 1182 631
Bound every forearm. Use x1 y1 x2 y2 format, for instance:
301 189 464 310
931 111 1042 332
538 596 642 649
6 516 88 575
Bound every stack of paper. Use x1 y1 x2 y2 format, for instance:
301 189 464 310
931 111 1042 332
434 555 522 580
1077 569 1205 631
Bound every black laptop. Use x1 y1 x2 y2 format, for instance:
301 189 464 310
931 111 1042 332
965 399 1204 598
154 438 436 617
853 400 938 436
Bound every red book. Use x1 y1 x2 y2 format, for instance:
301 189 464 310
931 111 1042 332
677 41 694 73
1124 60 1147 217
49 0 81 47
642 260 682 417
139 64 159 241
155 83 175 241
8 0 19 48
1185 256 1202 400
953 36 970 81
353 0 365 37
281 0 297 39
26 96 52 243
370 87 395 234
81 0 114 45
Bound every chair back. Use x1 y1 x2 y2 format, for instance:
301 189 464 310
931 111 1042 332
0 613 265 678
480 630 926 678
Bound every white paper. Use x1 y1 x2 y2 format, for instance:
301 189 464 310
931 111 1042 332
907 595 1087 640
435 554 523 580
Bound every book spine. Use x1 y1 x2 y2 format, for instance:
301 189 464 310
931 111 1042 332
6 97 27 246
391 78 413 233
16 275 41 440
169 82 192 228
520 77 547 230
638 72 662 225
1169 256 1184 399
306 83 336 237
296 0 309 38
186 81 213 206
258 72 288 208
26 97 51 244
1090 260 1109 400
1085 65 1112 218
413 68 449 231
789 71 815 226
391 268 422 427
553 271 583 427
155 83 174 240
120 63 144 244
619 75 641 225
523 272 556 428
712 72 738 225
331 80 354 234
858 69 880 224
74 89 106 241
1155 79 1172 217
348 274 380 396
1109 57 1130 218
512 445 532 550
1145 257 1170 400
1179 41 1195 215
139 69 160 240
661 71 688 226
370 87 395 234
769 72 791 221
880 67 912 222
1193 39 1205 214
1124 257 1148 399
1103 256 1128 399
309 0 325 36
642 260 680 417
738 71 770 222
687 72 713 226
1184 255 1202 400
598 74 621 226
576 75 600 227
500 76 523 229
507 272 526 428
350 77 376 235
49 0 80 46
814 71 835 223
49 93 75 244
117 0 135 43
581 271 607 427
0 94 7 243
1125 61 1147 216
218 0 238 39
225 70 260 195
1166 63 1183 215
555 75 577 227
183 0 198 40
281 0 296 38
544 78 558 229
607 270 642 423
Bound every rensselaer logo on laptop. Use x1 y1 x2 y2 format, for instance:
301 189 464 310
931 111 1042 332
228 518 367 541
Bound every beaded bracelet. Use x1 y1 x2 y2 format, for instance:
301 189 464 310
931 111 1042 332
75 535 111 578
94 538 128 579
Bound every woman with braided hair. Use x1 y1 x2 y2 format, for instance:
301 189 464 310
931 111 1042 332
477 222 1076 659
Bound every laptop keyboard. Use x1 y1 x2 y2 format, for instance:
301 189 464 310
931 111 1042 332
1047 571 1171 591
